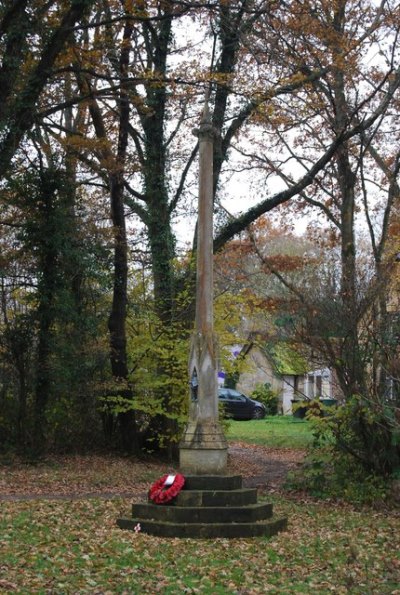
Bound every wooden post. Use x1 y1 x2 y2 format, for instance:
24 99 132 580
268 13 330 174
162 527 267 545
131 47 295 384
179 98 228 475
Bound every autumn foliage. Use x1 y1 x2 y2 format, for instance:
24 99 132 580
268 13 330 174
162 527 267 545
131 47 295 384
0 0 399 465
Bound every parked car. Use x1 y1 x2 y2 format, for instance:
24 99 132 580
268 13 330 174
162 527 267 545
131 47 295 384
218 388 266 420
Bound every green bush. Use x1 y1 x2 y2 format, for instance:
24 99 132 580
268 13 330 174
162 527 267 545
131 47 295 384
293 398 336 419
287 445 388 505
250 383 279 415
286 395 399 504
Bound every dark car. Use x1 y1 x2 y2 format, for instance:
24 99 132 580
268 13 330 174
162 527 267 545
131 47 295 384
218 388 266 420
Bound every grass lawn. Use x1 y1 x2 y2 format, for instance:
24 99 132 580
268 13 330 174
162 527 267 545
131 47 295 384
226 416 313 449
1 495 399 593
1 428 399 594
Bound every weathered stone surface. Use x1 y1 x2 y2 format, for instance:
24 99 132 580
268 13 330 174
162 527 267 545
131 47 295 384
179 100 228 478
179 420 227 450
132 502 273 523
179 421 228 475
179 447 227 476
117 472 287 539
116 516 288 539
183 475 242 490
172 488 257 507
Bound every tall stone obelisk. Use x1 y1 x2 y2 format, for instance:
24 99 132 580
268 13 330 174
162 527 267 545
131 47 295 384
179 98 228 475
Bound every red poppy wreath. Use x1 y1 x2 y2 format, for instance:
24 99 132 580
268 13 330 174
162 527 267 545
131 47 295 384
149 473 185 504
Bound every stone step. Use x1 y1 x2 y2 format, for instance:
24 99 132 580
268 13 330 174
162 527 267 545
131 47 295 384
116 516 288 539
172 487 258 507
117 473 288 539
133 502 273 524
183 475 242 491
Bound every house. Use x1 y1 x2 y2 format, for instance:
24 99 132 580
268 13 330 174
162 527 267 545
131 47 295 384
232 342 338 414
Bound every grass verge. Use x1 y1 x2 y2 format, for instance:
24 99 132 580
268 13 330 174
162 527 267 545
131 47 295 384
226 416 313 449
1 496 399 593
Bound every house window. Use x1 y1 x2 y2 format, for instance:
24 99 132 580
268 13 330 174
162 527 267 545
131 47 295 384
306 369 331 399
316 375 322 397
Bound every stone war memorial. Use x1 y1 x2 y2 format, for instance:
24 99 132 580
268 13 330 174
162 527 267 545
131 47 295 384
117 98 287 538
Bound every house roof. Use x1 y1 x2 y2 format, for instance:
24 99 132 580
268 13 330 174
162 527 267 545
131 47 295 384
268 343 309 376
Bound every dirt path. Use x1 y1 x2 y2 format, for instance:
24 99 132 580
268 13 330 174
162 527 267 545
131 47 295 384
0 445 305 501
228 442 305 490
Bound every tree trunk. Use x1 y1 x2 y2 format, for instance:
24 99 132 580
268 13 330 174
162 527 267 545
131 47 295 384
145 141 176 324
141 2 175 323
33 173 58 457
138 5 179 454
106 17 137 453
16 357 28 451
34 303 52 456
336 144 366 397
332 15 367 398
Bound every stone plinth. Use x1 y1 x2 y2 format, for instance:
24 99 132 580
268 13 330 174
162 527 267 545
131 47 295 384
117 474 287 539
179 420 227 475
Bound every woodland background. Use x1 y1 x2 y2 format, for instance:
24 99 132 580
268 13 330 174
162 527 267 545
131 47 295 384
0 0 399 487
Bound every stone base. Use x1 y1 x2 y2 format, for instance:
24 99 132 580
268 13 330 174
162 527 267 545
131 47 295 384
179 447 227 475
117 517 287 539
117 474 287 539
179 420 227 475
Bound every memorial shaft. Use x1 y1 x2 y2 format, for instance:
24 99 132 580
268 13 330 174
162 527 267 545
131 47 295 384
179 102 228 475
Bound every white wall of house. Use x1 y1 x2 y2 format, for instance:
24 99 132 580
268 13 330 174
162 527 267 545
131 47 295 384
281 375 308 414
236 348 281 396
232 345 338 414
282 375 295 414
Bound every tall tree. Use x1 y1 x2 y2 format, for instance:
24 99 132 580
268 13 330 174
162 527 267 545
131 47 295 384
17 0 399 455
219 0 400 475
0 0 96 178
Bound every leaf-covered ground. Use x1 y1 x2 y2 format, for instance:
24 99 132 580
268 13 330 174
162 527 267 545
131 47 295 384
1 449 399 594
0 454 169 500
1 497 399 593
0 444 304 499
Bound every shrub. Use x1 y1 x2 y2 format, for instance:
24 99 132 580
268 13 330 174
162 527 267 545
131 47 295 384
286 395 399 504
287 446 388 505
250 383 279 415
